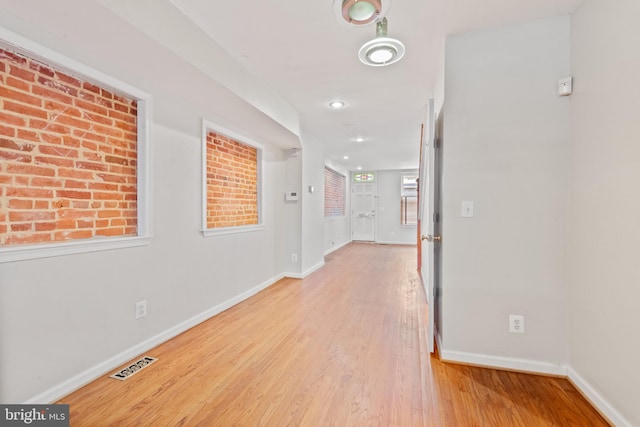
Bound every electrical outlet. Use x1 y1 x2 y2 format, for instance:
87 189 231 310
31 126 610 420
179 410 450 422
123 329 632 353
291 253 298 262
509 315 524 333
135 300 147 319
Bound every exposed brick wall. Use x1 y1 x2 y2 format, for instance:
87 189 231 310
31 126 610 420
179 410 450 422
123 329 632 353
0 47 138 246
206 131 258 228
324 167 345 217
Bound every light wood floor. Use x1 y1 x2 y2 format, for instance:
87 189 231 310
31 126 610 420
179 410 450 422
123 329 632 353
59 243 608 426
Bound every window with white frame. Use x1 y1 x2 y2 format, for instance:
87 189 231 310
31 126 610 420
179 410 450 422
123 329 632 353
0 29 151 263
201 120 262 236
400 172 418 226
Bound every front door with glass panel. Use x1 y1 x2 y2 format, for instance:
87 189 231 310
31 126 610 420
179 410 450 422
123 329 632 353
352 172 376 241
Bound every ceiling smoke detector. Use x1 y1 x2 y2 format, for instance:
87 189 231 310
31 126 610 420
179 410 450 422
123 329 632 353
358 18 405 67
333 0 390 27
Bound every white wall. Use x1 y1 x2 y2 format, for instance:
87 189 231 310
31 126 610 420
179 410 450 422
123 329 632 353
376 170 418 245
323 160 350 255
0 1 296 403
568 1 640 424
441 16 570 369
300 128 326 276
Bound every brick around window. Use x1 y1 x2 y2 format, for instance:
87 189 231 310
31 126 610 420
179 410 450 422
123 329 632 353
0 47 138 246
324 167 345 217
206 131 258 228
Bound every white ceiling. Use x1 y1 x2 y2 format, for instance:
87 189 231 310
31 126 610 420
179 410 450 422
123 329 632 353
167 0 583 171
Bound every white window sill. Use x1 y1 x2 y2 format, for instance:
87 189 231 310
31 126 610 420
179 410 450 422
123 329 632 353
201 224 264 237
0 236 152 263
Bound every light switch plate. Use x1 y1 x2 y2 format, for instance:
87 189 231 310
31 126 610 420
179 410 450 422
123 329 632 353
461 201 474 218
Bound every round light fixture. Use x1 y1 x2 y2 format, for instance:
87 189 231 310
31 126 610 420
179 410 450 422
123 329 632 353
353 136 365 142
343 155 350 160
333 0 390 27
329 100 346 109
357 166 363 170
359 18 405 67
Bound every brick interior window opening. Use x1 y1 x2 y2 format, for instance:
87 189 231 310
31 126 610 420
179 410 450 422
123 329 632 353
206 131 258 228
0 47 138 246
324 167 345 217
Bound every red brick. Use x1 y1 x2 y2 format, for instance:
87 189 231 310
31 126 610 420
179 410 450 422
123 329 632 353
0 124 16 137
31 177 61 187
6 76 30 92
94 192 122 201
95 227 124 236
55 230 93 240
11 223 33 232
9 199 33 209
74 99 108 116
17 129 40 142
35 222 56 231
9 65 35 82
6 188 53 198
76 161 107 172
0 150 32 163
105 155 128 165
58 209 95 219
7 164 55 177
55 72 81 88
0 86 42 106
5 234 52 244
56 190 91 199
38 145 78 158
33 85 72 105
64 180 88 189
30 119 70 135
0 49 27 63
36 76 78 96
9 211 55 221
55 218 76 229
58 168 93 180
89 182 118 191
35 156 74 167
29 60 55 77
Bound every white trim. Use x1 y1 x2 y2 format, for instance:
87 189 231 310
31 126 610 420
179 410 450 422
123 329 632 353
24 272 285 404
0 236 152 263
375 240 417 246
568 367 632 427
324 240 350 256
201 225 264 237
284 260 325 279
438 348 568 376
0 26 153 263
201 119 264 235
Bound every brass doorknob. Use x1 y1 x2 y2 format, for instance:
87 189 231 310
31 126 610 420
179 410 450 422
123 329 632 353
421 235 441 242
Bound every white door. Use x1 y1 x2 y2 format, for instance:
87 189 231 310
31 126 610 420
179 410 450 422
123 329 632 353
352 182 376 241
419 99 439 353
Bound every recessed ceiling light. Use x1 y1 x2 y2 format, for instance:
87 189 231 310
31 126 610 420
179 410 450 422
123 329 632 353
357 166 363 170
329 100 346 109
358 18 405 67
333 0 390 27
343 155 350 160
354 136 365 142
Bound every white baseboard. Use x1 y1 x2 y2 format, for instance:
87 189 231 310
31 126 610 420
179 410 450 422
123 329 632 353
324 240 350 256
438 348 568 376
284 260 325 279
375 240 416 246
568 367 632 427
25 273 285 404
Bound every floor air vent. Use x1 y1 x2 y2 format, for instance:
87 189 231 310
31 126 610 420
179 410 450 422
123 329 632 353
110 356 157 380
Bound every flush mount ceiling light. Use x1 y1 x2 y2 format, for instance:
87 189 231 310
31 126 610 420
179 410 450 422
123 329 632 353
358 18 405 67
333 0 390 27
353 136 366 142
329 100 346 109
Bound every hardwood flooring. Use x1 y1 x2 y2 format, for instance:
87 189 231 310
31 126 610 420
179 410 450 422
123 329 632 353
59 243 608 426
